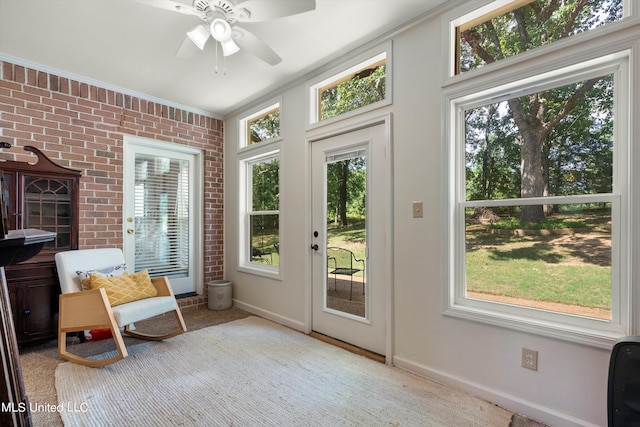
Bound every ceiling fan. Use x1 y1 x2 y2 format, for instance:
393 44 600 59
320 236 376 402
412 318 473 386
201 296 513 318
137 0 316 66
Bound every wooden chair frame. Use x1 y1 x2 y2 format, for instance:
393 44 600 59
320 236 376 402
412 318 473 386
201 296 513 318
56 249 187 367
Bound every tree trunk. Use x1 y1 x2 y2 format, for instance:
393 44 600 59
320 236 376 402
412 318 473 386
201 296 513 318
518 128 546 223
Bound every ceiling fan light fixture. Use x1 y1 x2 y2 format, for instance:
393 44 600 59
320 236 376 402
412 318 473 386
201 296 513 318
210 18 232 41
187 25 210 50
209 17 239 56
219 38 240 56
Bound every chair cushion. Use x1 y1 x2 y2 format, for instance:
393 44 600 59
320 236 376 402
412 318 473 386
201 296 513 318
77 263 127 290
111 296 178 326
89 269 158 307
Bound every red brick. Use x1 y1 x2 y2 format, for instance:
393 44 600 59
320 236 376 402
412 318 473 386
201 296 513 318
1 62 13 81
0 59 224 281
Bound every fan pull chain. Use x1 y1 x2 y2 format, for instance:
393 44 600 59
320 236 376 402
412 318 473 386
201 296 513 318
212 42 229 75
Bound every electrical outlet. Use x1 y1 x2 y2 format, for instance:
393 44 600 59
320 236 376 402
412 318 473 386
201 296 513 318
521 348 538 371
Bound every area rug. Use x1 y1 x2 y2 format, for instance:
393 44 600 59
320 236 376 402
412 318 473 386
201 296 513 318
55 316 513 426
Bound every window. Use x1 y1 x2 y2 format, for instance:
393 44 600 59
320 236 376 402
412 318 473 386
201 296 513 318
445 50 631 347
450 0 624 75
308 47 390 126
239 150 280 276
134 155 191 279
239 102 280 148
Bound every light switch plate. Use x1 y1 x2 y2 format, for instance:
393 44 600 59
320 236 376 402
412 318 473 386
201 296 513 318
412 201 423 218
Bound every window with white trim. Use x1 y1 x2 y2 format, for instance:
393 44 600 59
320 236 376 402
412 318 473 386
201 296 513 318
239 149 280 276
239 102 280 149
308 47 390 126
449 0 624 76
445 45 632 346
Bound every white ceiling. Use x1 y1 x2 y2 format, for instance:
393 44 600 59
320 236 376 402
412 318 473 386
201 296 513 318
0 0 448 117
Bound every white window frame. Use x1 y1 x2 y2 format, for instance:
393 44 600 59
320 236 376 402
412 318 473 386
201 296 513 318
306 43 392 129
238 143 281 278
442 0 635 83
443 42 634 349
238 99 282 150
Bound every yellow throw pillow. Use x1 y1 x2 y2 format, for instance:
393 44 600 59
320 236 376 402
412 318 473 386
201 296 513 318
89 269 158 307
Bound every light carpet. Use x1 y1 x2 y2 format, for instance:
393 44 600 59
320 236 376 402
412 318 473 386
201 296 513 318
55 316 512 426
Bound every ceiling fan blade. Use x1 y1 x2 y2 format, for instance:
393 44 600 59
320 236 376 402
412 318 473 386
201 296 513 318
234 0 316 22
175 36 200 58
231 26 281 65
134 0 204 18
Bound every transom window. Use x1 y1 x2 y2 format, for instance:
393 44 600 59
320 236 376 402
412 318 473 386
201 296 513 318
452 0 623 75
308 49 390 125
239 102 280 148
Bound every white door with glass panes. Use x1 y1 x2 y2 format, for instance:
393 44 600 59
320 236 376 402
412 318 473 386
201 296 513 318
311 123 389 356
123 136 203 296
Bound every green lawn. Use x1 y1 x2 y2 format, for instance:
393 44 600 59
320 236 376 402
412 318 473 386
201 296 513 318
253 213 611 312
327 219 366 260
466 250 611 309
466 211 612 311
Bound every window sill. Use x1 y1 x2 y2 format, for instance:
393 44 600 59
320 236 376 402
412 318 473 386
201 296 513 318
443 301 624 350
237 137 282 157
238 264 282 281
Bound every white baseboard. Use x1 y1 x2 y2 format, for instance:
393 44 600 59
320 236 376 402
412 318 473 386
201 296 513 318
232 299 306 332
392 355 600 427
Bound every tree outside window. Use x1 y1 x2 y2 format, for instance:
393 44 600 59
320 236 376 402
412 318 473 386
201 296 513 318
464 73 614 319
249 157 280 267
457 0 622 74
319 62 386 121
241 103 280 148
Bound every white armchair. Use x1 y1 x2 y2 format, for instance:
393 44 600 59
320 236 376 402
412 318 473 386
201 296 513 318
55 248 187 367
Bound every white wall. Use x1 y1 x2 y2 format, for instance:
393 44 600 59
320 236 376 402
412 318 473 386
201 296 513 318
224 8 639 427
224 83 311 331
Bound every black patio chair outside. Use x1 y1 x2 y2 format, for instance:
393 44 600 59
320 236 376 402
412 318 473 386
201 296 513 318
327 247 365 300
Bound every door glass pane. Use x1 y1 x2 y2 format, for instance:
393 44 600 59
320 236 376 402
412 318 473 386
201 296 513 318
325 153 367 318
134 154 190 278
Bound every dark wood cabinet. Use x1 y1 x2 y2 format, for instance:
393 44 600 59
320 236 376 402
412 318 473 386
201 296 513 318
1 147 81 345
4 262 59 344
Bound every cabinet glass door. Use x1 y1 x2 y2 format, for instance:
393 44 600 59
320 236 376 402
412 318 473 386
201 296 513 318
23 177 72 250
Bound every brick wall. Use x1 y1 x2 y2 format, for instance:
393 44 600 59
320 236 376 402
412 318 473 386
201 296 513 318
0 60 224 291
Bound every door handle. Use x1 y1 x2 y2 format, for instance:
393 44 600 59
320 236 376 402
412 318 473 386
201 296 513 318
311 244 319 251
127 228 135 234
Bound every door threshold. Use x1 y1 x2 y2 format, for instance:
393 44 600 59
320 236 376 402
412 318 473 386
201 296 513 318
310 331 385 364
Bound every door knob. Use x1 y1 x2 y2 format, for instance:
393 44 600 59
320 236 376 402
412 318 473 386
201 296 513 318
311 244 319 251
127 228 135 234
